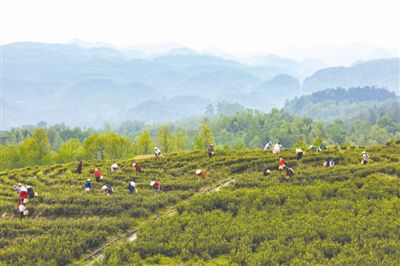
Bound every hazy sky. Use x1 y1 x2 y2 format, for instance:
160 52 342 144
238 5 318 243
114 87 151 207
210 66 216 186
1 0 399 55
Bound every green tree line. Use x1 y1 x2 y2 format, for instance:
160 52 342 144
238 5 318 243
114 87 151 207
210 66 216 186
1 109 399 170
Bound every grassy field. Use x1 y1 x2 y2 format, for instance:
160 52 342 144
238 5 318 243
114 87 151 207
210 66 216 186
0 141 399 265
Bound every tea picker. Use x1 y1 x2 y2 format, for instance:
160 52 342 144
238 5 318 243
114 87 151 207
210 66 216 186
319 142 327 152
102 184 113 195
94 168 102 182
13 184 28 203
128 179 137 193
279 157 286 170
150 180 160 192
273 143 282 154
295 148 304 160
263 168 271 176
154 147 161 158
17 200 29 219
77 160 83 174
195 169 207 178
323 158 335 167
27 185 38 199
309 145 317 153
264 141 272 150
132 163 142 173
208 144 214 159
361 151 369 165
111 163 119 173
85 179 92 192
285 166 295 179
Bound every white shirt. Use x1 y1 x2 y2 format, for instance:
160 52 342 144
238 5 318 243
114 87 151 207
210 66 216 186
273 144 281 153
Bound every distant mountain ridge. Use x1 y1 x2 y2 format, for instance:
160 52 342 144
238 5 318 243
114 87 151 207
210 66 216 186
303 58 400 93
2 42 399 128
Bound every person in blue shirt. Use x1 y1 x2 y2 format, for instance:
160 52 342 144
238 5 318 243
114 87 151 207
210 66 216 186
85 179 91 192
128 179 136 193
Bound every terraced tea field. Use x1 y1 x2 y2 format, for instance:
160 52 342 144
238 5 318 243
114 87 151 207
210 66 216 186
1 141 399 265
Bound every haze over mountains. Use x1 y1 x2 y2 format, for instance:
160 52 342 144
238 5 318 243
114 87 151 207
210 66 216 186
1 41 399 129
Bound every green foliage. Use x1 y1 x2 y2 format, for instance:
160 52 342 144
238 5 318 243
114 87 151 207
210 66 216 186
1 107 399 171
192 124 215 151
137 130 154 154
0 142 399 264
96 141 400 265
55 138 82 163
157 125 171 153
18 128 52 166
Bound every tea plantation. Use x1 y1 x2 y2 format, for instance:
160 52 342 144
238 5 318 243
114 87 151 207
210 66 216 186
0 141 399 265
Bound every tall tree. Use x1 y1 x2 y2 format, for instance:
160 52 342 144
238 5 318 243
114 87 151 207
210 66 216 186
103 132 130 159
170 131 188 152
192 124 215 150
19 128 52 165
137 130 154 154
156 125 171 153
56 138 82 163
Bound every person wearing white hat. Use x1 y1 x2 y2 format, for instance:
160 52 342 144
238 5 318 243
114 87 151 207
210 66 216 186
323 158 335 167
361 151 369 165
295 148 304 160
132 163 142 173
128 179 136 193
263 168 271 176
13 184 28 202
102 184 113 195
286 167 295 180
195 169 207 178
111 163 119 173
150 180 160 191
154 147 161 158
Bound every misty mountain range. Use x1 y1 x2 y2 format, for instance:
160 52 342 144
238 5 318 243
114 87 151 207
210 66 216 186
1 42 399 128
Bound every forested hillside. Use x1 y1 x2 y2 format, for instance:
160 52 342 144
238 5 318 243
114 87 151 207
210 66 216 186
283 87 400 123
302 58 399 93
2 105 400 171
0 141 399 265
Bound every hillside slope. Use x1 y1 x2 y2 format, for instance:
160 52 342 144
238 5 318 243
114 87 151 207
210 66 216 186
302 58 400 93
283 87 400 123
0 141 399 265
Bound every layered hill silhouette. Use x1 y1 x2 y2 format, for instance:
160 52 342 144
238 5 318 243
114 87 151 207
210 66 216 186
2 42 399 128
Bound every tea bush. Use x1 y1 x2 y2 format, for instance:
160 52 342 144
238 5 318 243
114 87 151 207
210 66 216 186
0 142 399 265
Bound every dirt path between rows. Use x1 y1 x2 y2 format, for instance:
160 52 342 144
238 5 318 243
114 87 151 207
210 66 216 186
84 178 235 262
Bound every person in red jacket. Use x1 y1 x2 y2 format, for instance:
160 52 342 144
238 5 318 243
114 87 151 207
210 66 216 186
94 168 102 182
13 184 28 201
150 180 160 192
279 158 286 170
